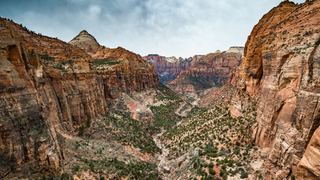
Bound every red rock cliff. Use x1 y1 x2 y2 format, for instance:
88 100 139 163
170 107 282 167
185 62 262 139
167 49 243 97
181 50 242 81
69 31 159 98
230 0 320 178
142 54 199 84
0 18 158 177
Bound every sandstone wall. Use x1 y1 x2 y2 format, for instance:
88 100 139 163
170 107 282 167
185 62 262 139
167 51 242 97
143 55 196 84
0 18 158 177
230 1 320 178
181 52 242 82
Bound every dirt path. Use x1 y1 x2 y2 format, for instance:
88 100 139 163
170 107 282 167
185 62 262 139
153 129 170 177
175 101 187 115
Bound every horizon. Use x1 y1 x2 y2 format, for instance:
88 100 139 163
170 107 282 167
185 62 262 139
0 0 306 58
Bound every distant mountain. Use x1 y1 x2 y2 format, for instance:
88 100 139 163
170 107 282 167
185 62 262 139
143 54 204 84
167 47 243 98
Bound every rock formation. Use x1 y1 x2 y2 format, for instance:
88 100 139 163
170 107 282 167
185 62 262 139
69 31 159 99
142 54 203 84
69 30 100 55
229 0 320 178
168 48 243 97
0 18 158 178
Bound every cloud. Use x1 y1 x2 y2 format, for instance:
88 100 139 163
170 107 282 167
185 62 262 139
0 0 306 58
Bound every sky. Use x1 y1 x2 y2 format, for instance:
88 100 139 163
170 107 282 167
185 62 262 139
0 0 306 58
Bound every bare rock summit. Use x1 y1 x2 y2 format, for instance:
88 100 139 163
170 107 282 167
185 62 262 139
69 30 100 55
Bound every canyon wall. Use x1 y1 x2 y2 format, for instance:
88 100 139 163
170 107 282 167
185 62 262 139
142 54 202 84
230 0 320 178
168 48 243 97
0 19 158 177
70 31 159 99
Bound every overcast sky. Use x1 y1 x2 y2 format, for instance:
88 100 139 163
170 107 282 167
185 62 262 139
0 0 305 58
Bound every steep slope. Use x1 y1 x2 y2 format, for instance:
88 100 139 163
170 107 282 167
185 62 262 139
0 18 108 178
69 30 100 55
168 47 243 98
198 67 241 108
143 54 203 84
69 31 159 98
0 18 160 179
229 0 320 179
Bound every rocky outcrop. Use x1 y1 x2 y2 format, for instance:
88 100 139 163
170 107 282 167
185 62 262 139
229 0 320 178
168 49 243 97
0 18 158 178
94 47 159 99
69 30 100 55
69 31 159 99
181 51 242 80
142 54 201 84
0 18 108 177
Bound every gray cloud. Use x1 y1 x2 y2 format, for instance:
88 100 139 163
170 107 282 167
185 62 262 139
0 0 305 57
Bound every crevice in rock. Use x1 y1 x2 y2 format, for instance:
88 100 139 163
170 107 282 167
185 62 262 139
307 46 317 84
280 52 294 70
305 99 320 149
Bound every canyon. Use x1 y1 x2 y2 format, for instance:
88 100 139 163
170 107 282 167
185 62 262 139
167 47 243 98
1 0 320 179
0 18 159 179
143 54 204 84
230 0 320 179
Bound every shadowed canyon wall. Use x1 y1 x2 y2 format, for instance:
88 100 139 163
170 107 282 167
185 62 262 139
230 0 320 178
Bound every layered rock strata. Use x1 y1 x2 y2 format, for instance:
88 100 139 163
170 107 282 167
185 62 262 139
69 32 159 98
142 54 202 84
0 18 158 178
229 0 320 178
168 48 243 97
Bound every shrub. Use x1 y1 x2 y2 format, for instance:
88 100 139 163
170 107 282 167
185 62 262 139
60 173 70 180
209 168 216 175
315 37 320 48
222 174 228 180
209 162 214 168
78 125 84 136
240 171 249 179
72 164 80 173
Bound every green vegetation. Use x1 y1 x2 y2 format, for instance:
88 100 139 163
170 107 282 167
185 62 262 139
159 93 259 179
76 157 158 179
150 101 182 129
315 37 320 48
181 75 225 91
102 112 161 154
187 106 207 117
154 83 181 100
93 57 121 66
87 118 91 128
78 125 84 136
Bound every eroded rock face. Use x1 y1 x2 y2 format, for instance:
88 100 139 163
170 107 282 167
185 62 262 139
182 51 242 80
94 47 160 99
0 19 158 177
142 54 200 84
168 49 243 97
69 31 159 99
68 30 100 55
230 0 320 178
0 19 108 177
